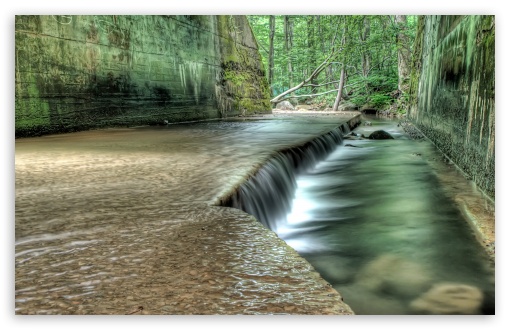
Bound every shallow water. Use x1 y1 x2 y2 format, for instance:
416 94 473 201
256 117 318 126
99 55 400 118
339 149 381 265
273 117 495 315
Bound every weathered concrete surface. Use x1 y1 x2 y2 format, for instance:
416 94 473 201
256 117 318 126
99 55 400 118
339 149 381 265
15 113 360 315
15 15 270 138
408 15 495 199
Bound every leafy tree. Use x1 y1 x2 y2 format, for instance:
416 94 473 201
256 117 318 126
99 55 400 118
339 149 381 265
247 15 417 115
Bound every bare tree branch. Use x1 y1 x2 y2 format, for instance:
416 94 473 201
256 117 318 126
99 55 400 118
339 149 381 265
270 48 342 104
303 80 343 88
276 88 343 103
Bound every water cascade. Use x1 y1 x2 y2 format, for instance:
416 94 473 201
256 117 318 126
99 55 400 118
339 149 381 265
220 123 350 231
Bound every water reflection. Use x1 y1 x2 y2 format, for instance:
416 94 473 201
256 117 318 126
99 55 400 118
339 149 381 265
276 118 495 315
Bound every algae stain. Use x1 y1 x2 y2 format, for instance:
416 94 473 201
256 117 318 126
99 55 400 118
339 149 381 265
465 15 478 72
189 62 203 105
179 63 187 92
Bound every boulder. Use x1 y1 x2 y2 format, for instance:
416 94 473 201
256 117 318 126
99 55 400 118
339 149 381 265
275 101 295 110
368 130 394 140
356 254 432 298
288 97 299 106
409 282 484 314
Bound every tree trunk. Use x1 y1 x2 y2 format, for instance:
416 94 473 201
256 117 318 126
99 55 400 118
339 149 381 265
268 15 275 96
332 17 347 111
270 15 346 105
361 16 371 78
378 16 392 73
284 16 293 91
332 67 346 111
395 15 411 94
307 15 317 93
317 16 332 83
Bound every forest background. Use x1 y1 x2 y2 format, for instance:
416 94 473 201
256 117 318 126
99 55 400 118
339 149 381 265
247 15 417 115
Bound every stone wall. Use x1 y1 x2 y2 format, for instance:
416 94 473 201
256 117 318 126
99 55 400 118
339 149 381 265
15 15 270 137
408 15 495 199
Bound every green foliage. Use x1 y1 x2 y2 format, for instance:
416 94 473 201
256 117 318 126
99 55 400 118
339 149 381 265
247 15 417 112
350 95 368 107
315 92 339 108
366 74 398 93
369 93 393 107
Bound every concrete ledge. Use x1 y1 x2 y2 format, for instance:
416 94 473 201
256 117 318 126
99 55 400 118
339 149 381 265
15 114 359 314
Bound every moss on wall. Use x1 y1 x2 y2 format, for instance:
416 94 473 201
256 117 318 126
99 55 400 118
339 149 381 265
409 15 495 199
215 15 270 117
15 15 270 137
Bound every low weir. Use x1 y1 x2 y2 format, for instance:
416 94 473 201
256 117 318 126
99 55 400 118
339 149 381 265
220 123 351 231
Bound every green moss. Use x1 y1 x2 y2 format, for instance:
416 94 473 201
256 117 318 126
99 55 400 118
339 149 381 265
223 67 266 114
15 98 51 137
408 15 425 117
223 69 246 85
216 15 271 115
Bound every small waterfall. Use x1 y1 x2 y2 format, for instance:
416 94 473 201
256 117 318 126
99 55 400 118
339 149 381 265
220 126 348 231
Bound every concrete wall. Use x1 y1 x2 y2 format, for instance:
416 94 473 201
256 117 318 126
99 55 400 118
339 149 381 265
15 15 270 137
409 15 495 199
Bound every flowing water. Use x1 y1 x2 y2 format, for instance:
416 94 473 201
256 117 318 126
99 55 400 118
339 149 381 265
229 116 495 315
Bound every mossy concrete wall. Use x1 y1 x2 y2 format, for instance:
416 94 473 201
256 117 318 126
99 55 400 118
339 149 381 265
15 15 270 137
216 16 271 117
409 15 495 199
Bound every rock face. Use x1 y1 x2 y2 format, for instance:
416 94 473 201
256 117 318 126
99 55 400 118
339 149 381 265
15 15 270 137
408 15 495 198
368 130 394 140
410 282 483 314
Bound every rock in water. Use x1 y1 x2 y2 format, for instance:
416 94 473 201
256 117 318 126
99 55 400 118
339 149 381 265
409 282 483 314
275 101 295 110
356 254 432 298
368 130 394 139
